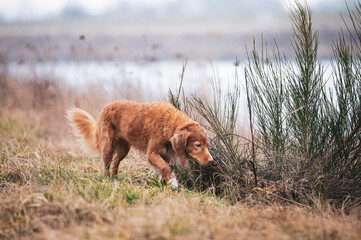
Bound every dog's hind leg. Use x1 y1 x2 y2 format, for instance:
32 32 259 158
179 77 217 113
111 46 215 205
101 140 114 177
99 123 116 176
112 139 130 176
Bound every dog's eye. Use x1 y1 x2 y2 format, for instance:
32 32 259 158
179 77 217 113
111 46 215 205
196 143 202 147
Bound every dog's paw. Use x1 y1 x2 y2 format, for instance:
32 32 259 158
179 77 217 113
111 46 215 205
168 177 179 189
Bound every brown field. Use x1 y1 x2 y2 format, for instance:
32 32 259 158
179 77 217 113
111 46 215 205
1 69 361 240
1 11 361 238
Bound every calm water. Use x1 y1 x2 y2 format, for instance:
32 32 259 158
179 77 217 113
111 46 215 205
7 60 241 100
5 59 334 126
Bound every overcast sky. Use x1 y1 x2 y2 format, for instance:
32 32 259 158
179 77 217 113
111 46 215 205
0 0 355 22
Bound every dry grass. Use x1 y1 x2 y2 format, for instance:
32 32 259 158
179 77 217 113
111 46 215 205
0 81 360 240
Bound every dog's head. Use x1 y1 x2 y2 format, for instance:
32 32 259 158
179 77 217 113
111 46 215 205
171 124 213 165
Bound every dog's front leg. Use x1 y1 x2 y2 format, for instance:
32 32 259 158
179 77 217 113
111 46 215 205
147 151 178 188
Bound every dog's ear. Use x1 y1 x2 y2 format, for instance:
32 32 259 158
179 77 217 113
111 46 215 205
171 131 189 159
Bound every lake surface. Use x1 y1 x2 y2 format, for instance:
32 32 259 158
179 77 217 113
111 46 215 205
6 60 243 99
4 59 334 126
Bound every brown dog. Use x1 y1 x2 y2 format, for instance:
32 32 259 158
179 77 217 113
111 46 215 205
67 101 213 188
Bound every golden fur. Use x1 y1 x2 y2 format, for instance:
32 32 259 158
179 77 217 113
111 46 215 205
67 101 213 185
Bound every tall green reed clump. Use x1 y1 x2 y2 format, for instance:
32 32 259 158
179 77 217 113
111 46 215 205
323 2 361 201
246 40 289 179
169 1 360 204
247 2 326 178
247 1 361 203
169 63 256 200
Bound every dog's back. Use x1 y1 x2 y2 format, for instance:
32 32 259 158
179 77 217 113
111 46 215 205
97 101 194 151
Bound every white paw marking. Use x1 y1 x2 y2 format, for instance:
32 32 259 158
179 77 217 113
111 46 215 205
168 177 179 189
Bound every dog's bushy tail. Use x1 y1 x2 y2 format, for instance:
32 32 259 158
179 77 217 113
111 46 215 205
66 108 99 154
